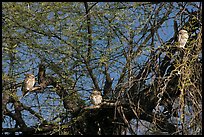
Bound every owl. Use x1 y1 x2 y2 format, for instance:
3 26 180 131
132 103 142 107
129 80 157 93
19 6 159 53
21 74 35 97
90 90 102 105
178 29 189 48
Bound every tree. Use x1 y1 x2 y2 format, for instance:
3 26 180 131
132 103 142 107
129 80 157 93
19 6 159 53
2 2 202 135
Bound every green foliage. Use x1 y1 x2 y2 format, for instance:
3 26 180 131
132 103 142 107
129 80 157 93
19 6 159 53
2 2 202 135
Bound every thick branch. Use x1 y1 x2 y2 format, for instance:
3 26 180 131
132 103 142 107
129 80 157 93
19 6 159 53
103 63 113 98
84 2 93 61
37 64 83 116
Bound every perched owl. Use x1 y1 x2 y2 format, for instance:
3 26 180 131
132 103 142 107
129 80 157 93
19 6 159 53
90 90 102 105
21 74 35 97
178 29 189 48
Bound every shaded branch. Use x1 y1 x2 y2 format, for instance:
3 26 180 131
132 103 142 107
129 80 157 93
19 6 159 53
103 62 113 98
37 64 83 116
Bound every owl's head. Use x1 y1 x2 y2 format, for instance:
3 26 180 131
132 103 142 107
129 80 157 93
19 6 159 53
179 29 188 36
92 90 101 95
25 74 35 78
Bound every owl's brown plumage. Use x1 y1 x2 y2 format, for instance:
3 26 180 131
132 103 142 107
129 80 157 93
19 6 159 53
22 74 35 97
90 90 102 105
178 29 189 48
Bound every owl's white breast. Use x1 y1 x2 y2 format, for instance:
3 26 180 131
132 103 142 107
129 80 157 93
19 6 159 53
91 95 102 105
